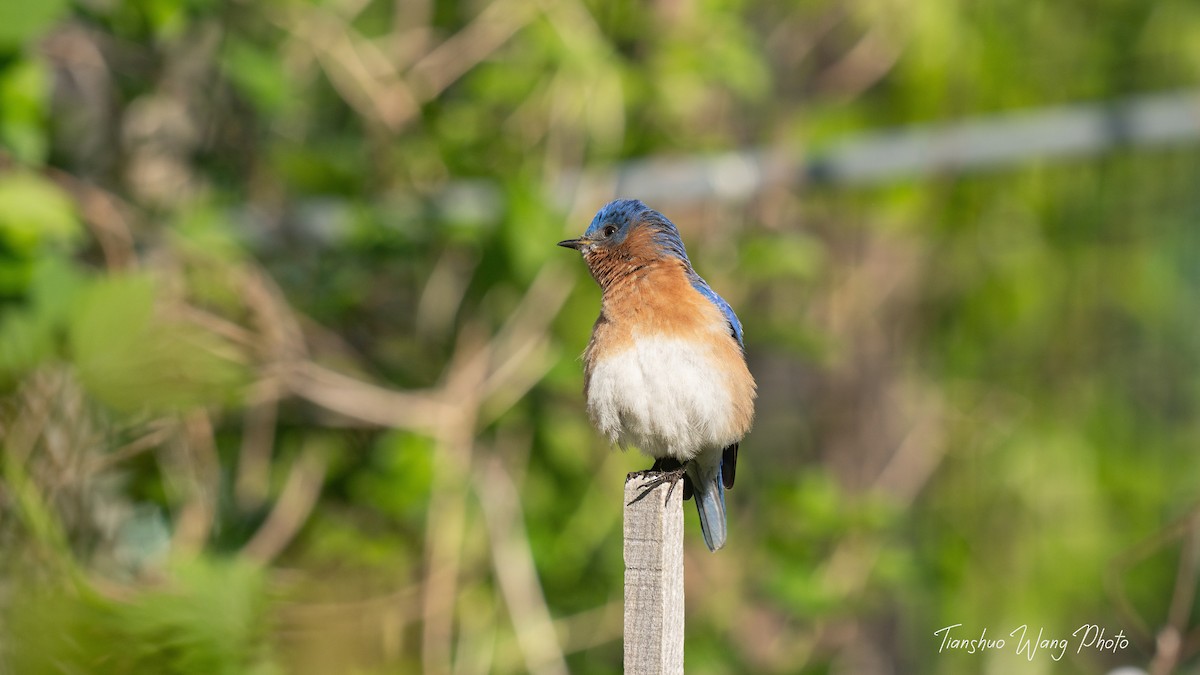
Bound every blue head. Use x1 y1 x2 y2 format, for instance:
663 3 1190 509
558 199 745 348
557 199 689 263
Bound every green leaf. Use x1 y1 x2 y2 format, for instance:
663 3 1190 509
349 431 435 522
28 254 87 327
0 256 84 381
4 559 277 675
0 0 69 49
0 60 50 164
0 171 81 254
0 309 51 384
221 39 292 115
68 274 248 412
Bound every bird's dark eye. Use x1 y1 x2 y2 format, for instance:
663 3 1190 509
603 225 618 238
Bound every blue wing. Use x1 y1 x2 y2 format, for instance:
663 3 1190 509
689 273 744 349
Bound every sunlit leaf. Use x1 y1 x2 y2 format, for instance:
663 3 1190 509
68 274 247 412
0 171 80 254
0 60 49 164
0 0 68 49
221 39 292 115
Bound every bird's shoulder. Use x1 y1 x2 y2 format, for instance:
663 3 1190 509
687 272 744 348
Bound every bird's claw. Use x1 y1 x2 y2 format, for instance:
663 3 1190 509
627 462 692 506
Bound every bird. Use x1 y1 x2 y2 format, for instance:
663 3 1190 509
558 199 756 551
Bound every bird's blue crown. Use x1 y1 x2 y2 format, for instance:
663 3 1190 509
585 199 689 261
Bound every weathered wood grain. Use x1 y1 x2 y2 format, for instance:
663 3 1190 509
623 473 685 675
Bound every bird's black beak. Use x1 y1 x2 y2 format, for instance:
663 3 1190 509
557 238 586 250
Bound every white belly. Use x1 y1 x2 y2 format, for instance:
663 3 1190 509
586 336 737 460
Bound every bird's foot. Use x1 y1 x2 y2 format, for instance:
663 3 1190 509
627 458 692 505
649 458 693 500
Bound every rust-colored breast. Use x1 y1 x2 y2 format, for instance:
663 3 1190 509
581 256 756 444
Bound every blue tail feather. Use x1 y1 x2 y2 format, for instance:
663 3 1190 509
687 460 727 552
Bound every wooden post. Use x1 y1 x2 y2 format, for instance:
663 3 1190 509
623 473 685 675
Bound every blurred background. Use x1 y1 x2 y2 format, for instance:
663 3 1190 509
3 0 1200 673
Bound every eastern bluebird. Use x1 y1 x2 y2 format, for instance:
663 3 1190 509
558 199 756 551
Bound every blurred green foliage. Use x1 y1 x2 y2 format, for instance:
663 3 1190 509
3 0 1200 674
7 559 275 675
